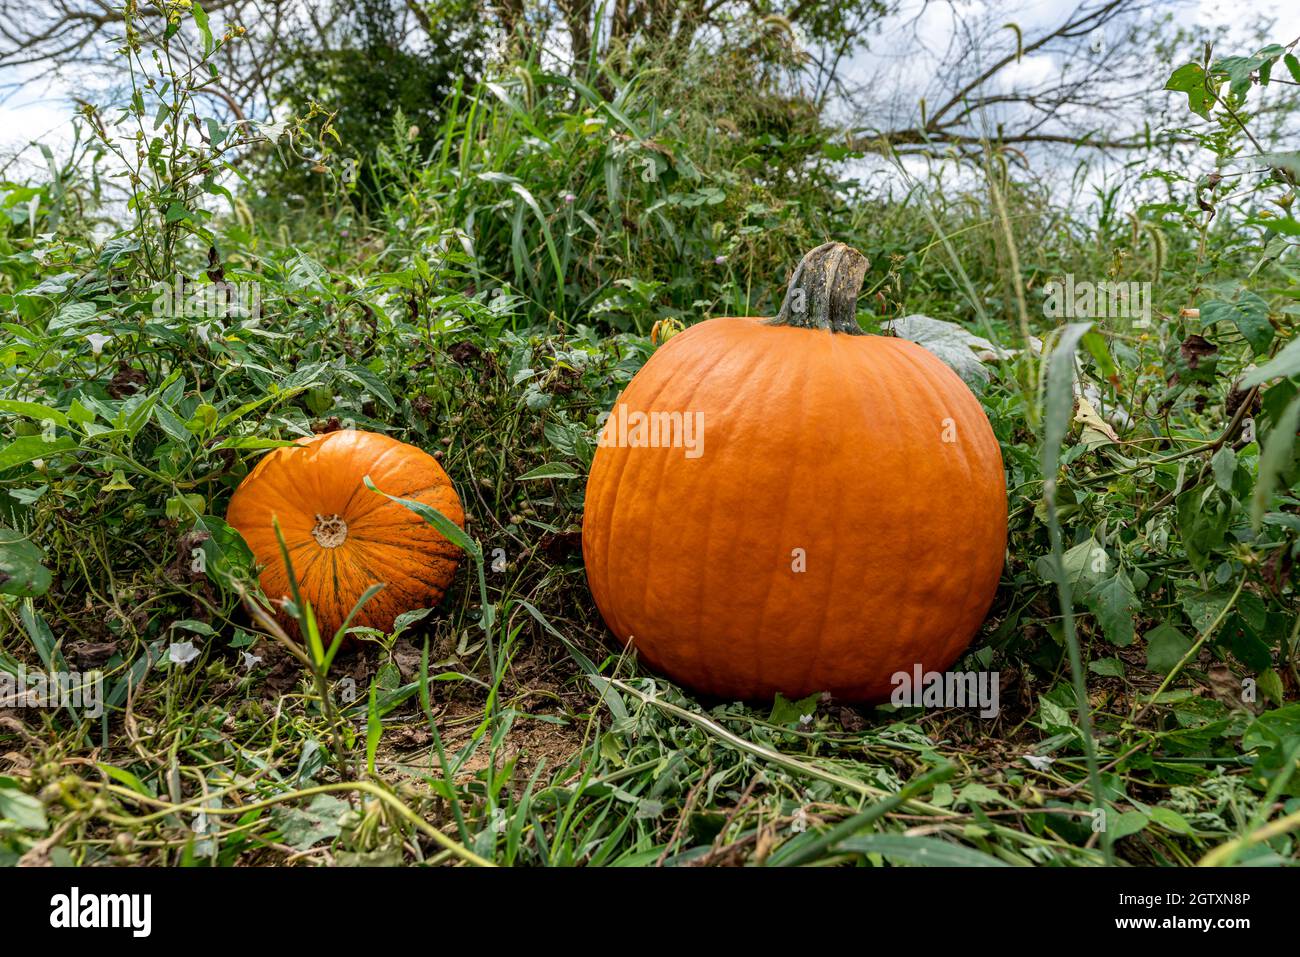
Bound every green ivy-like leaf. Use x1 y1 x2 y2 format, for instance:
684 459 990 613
1165 63 1215 119
0 525 52 597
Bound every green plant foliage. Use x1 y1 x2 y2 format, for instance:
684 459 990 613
0 6 1297 868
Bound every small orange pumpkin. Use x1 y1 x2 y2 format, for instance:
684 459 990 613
582 243 1007 701
227 429 464 638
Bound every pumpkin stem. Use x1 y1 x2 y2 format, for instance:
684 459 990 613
311 513 348 548
768 242 869 334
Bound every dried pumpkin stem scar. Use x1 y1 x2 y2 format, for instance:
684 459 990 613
311 513 348 547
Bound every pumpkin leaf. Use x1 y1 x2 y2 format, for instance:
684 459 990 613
768 692 821 728
881 314 1005 388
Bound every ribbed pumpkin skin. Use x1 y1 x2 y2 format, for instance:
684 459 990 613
582 317 1007 701
227 430 463 638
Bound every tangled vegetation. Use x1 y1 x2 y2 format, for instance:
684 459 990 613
0 3 1298 867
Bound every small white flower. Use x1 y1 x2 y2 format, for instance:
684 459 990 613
563 193 576 204
240 651 263 670
86 333 112 356
798 712 814 726
1024 754 1055 771
168 641 200 666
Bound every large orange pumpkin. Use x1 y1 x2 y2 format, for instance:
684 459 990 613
227 429 464 638
582 243 1007 701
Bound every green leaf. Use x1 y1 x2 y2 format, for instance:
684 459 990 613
1211 53 1274 98
1177 485 1231 571
67 400 96 426
102 469 134 492
835 834 1009 866
1242 703 1300 751
517 461 580 481
1149 806 1194 834
0 525 51 597
270 793 348 850
1036 538 1110 590
1087 570 1138 647
1081 330 1118 382
192 1 214 54
363 476 478 558
1200 294 1273 356
1178 584 1235 633
153 404 192 445
1257 668 1285 706
194 515 257 589
1111 809 1149 839
1165 63 1215 119
1043 322 1094 480
338 365 396 411
767 691 821 727
1211 446 1237 492
0 783 48 832
0 435 76 470
1252 392 1300 529
1221 613 1271 671
1145 622 1192 675
0 401 69 428
1241 335 1300 386
1286 53 1300 84
97 763 155 798
1089 657 1125 677
365 679 382 776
